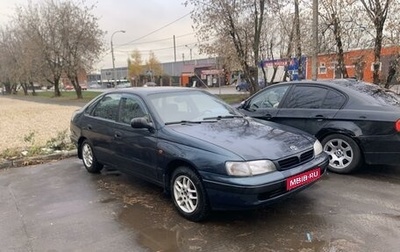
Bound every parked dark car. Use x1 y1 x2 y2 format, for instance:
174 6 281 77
70 87 328 221
235 81 250 91
237 79 400 174
235 80 266 92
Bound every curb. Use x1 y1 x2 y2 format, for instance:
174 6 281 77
0 149 77 170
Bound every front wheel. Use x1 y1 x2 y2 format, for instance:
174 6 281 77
321 134 362 174
81 140 103 173
171 167 210 222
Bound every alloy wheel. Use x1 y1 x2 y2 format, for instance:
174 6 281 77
324 138 353 169
82 143 93 168
173 175 198 213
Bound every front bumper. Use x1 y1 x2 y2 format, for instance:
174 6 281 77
201 153 328 211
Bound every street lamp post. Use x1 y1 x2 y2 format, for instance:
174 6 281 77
111 30 126 88
185 44 196 61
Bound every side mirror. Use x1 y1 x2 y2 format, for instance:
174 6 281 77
238 100 248 109
131 117 154 131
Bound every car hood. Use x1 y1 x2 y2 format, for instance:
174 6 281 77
167 118 314 160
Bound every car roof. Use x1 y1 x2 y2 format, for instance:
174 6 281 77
286 78 383 92
102 86 199 96
274 79 399 108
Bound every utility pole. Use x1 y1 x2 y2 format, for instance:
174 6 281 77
111 30 126 88
185 44 195 60
173 35 176 62
311 0 318 80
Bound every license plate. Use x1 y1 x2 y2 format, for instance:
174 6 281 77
286 168 321 191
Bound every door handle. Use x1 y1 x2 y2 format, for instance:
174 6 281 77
314 115 324 121
264 114 272 120
87 124 92 130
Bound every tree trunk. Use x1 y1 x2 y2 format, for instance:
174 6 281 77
74 75 83 99
54 77 61 97
294 0 303 79
30 81 37 96
21 83 28 95
373 26 383 84
332 13 348 78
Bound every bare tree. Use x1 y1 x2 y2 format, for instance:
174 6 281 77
57 0 104 99
360 0 392 84
318 0 354 79
185 0 268 94
13 0 104 98
0 26 20 94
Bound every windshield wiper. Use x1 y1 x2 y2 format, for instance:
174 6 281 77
165 120 217 125
202 115 244 120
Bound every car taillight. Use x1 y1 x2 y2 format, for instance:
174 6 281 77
396 119 400 132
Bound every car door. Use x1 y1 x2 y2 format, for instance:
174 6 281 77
276 85 346 135
239 84 291 120
112 94 159 183
83 93 122 165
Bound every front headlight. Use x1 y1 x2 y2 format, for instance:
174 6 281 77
225 160 276 177
314 140 323 156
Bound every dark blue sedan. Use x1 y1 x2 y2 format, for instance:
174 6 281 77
70 87 328 221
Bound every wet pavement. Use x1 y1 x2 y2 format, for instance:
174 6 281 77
1 159 399 252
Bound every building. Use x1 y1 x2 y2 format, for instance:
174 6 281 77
305 46 400 84
91 57 222 87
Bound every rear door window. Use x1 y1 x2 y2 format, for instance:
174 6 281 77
285 86 327 109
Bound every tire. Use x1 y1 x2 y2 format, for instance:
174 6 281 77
171 167 210 222
236 86 241 91
81 140 103 173
321 134 362 174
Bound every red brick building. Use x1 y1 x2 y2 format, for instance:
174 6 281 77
305 46 400 84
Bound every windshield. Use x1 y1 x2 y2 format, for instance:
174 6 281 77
148 90 241 124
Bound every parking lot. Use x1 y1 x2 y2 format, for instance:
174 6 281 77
1 158 399 252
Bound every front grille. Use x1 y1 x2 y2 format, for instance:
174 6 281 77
277 149 314 170
300 149 314 161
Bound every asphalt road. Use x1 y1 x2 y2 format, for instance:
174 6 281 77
1 159 399 252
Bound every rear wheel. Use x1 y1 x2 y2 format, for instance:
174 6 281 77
171 167 210 222
321 134 362 174
81 140 103 173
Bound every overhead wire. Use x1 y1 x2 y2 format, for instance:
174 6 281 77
117 12 191 47
114 32 195 47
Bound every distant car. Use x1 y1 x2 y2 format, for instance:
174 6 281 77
116 82 131 88
235 81 249 91
70 87 328 221
63 84 87 90
64 85 74 91
143 82 157 87
235 80 266 92
89 83 102 89
238 79 400 174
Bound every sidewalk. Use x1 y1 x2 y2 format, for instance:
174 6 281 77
0 150 77 170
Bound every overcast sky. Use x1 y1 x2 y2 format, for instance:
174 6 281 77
0 0 198 71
